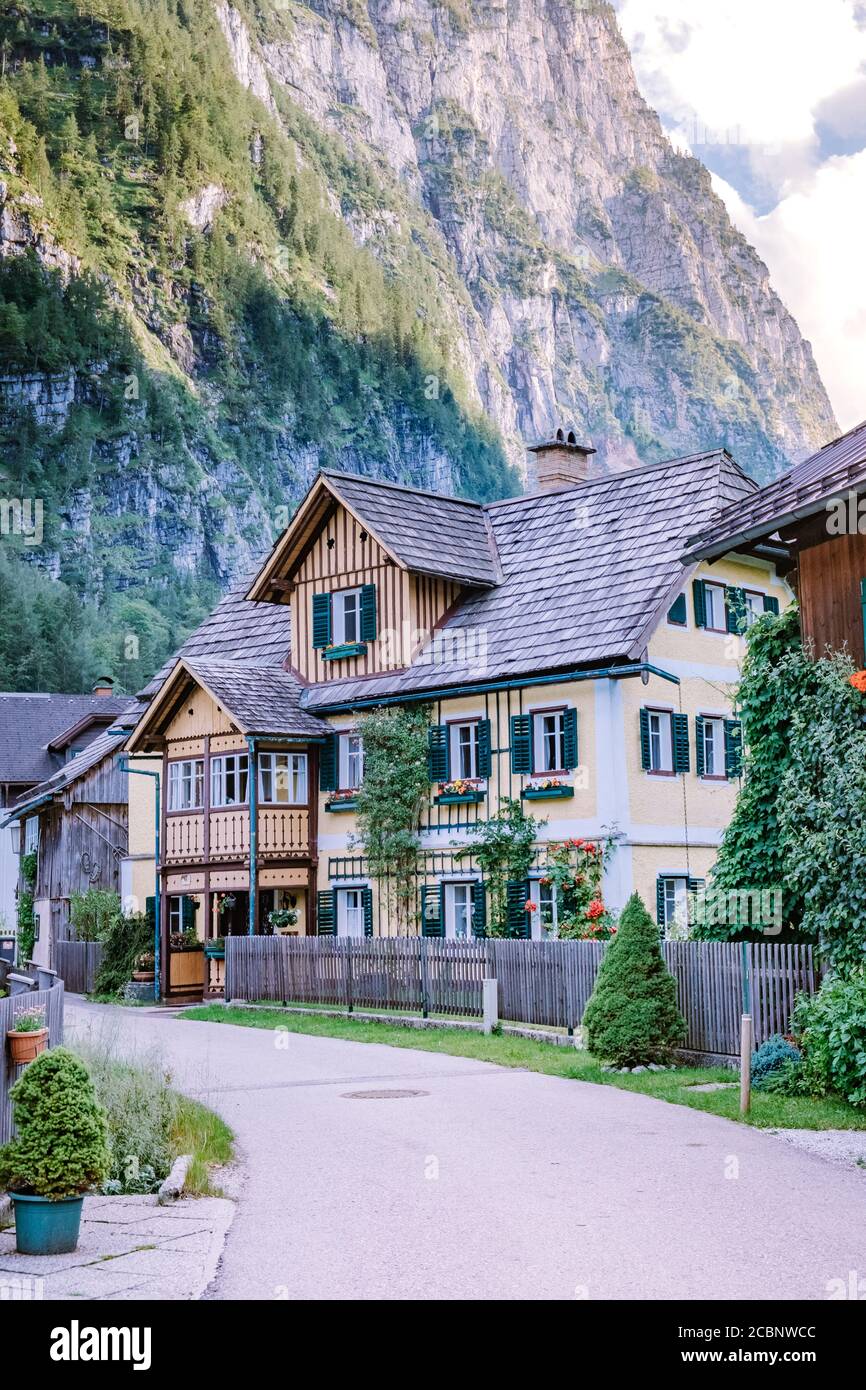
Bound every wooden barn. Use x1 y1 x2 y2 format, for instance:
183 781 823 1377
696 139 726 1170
2 705 136 968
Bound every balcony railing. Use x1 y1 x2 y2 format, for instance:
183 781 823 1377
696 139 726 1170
164 807 310 864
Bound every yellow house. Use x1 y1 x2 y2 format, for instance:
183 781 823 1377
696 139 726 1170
124 431 790 994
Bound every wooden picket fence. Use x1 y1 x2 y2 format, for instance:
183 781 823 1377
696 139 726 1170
0 983 65 1145
55 940 104 995
225 936 821 1057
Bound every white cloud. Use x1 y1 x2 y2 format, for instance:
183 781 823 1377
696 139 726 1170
713 155 866 431
615 0 866 430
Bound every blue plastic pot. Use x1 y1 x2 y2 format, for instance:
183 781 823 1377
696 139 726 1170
11 1193 84 1255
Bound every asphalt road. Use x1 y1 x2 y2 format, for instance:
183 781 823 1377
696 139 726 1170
66 1000 866 1301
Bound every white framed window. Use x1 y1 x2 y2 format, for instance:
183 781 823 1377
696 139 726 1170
450 721 480 780
210 753 249 808
648 710 673 773
743 590 765 628
167 758 204 811
333 588 362 644
339 733 364 789
660 877 689 936
168 896 183 933
444 882 474 940
24 816 39 854
530 880 558 940
337 887 366 938
259 751 307 804
533 708 565 772
700 717 725 777
703 582 727 632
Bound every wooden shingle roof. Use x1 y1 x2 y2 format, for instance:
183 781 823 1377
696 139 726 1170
301 450 755 709
138 575 293 699
685 419 866 561
321 471 501 586
182 661 329 739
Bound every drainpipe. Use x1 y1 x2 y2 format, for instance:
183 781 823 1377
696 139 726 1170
247 737 257 936
116 755 161 1003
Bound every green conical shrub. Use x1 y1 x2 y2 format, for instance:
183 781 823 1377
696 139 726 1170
0 1047 109 1198
583 893 686 1066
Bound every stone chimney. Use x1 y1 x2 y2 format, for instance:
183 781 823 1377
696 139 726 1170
92 675 115 697
527 425 598 493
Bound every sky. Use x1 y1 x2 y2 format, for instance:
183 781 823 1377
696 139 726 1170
614 0 866 432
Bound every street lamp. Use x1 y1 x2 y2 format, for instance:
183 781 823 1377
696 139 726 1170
8 822 21 854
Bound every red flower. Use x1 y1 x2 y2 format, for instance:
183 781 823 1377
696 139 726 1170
585 898 605 920
524 901 537 913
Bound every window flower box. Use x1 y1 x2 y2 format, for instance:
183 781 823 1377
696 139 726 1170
435 780 485 806
322 642 367 661
522 780 574 800
326 794 359 812
204 939 226 960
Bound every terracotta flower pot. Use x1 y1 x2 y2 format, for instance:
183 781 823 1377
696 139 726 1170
132 970 155 982
8 1027 49 1064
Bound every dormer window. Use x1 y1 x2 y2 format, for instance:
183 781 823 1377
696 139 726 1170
312 585 377 660
334 588 362 645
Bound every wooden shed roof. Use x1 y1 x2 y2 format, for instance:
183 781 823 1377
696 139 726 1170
684 419 866 561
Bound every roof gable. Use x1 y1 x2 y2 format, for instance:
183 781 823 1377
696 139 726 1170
246 470 501 601
0 693 131 786
127 659 329 751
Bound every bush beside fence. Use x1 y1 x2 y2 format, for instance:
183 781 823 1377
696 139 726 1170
225 936 820 1057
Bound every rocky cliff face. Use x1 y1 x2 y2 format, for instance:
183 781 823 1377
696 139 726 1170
217 0 834 476
0 0 837 689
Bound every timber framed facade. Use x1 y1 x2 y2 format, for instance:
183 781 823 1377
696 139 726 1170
125 433 794 996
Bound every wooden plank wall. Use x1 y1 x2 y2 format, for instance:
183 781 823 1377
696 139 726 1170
55 941 105 994
226 938 820 1053
798 529 866 666
0 983 64 1145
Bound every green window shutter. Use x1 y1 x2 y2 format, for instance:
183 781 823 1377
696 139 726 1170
472 881 487 938
181 896 197 930
319 732 338 791
420 883 443 937
672 713 690 773
687 877 705 928
360 583 377 641
427 725 450 781
639 708 652 770
145 896 156 932
763 595 780 615
510 714 532 774
317 890 336 936
695 715 705 777
312 592 332 648
724 718 743 778
562 707 578 770
692 578 707 629
655 878 666 927
362 886 373 937
476 719 492 778
506 880 530 938
725 586 746 634
667 593 687 625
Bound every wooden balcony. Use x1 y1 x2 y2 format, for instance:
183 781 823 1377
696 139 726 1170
164 813 205 863
164 807 310 864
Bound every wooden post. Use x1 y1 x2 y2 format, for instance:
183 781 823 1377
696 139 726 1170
740 1013 752 1115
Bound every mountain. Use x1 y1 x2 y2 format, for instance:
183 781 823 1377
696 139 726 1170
0 0 837 691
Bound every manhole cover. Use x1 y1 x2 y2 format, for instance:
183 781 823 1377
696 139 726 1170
341 1088 428 1100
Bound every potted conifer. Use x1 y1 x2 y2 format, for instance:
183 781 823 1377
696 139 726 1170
0 1047 109 1254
